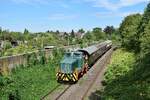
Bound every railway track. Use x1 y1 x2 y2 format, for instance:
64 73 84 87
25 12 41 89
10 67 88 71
41 48 114 100
81 48 113 99
40 84 61 100
55 85 72 100
41 84 72 100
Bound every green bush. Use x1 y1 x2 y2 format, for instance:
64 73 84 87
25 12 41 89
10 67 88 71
0 49 64 100
3 41 12 50
100 49 150 100
104 49 135 84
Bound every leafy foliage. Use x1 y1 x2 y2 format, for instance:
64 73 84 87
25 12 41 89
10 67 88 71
138 3 150 59
99 49 150 100
104 26 115 36
3 41 12 50
4 44 36 56
119 14 142 51
140 20 150 56
99 3 150 99
78 28 85 33
83 27 106 42
0 29 68 57
138 3 150 36
0 49 64 100
70 29 75 38
104 49 135 84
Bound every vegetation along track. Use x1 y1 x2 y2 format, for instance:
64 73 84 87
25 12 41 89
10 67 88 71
42 47 114 100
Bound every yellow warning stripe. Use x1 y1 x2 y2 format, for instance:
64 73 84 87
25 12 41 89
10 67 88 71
67 74 70 80
73 73 77 80
61 74 64 79
57 73 79 82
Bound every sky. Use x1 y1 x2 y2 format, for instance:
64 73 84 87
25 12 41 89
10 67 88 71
0 0 149 32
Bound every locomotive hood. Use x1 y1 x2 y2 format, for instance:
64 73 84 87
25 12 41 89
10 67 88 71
60 57 77 64
60 58 78 73
60 51 83 73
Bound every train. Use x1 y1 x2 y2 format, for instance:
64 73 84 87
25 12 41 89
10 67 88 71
56 40 112 83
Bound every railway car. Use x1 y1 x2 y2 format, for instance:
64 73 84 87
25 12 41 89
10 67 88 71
56 40 112 83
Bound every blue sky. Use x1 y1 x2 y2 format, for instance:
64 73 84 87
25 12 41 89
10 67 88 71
0 0 149 32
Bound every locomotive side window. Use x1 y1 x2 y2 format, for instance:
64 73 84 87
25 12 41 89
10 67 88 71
65 53 71 57
74 53 81 57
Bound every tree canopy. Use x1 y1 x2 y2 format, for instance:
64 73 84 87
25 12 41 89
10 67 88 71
104 26 115 35
119 14 142 51
78 28 85 33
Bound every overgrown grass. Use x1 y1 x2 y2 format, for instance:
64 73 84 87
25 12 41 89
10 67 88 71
98 49 150 100
0 48 64 100
104 49 135 84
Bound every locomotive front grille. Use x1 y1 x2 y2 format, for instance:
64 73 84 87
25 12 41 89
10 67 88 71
56 72 78 82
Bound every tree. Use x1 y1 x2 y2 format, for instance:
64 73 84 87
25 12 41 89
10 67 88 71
23 28 31 41
0 27 2 34
93 27 102 33
78 28 85 33
140 3 150 56
1 30 12 41
92 27 105 41
104 26 115 35
140 20 150 55
71 29 75 38
83 31 95 42
119 14 142 51
24 28 29 35
11 32 23 41
56 30 59 34
3 41 12 50
46 30 50 33
0 27 2 39
138 3 150 36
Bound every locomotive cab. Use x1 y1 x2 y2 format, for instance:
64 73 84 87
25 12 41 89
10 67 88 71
57 51 84 82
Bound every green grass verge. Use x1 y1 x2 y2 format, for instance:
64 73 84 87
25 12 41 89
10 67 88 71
98 49 150 100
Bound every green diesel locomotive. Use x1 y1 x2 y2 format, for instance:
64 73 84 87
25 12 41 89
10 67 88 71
56 41 112 82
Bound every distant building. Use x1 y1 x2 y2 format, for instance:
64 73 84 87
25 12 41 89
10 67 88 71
0 41 4 48
44 46 55 50
58 31 85 39
0 41 2 51
11 41 18 47
58 32 69 39
75 32 85 39
44 46 55 60
58 32 65 37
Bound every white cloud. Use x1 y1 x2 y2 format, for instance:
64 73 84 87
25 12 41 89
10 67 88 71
85 0 149 11
10 0 148 10
10 0 70 8
48 14 78 20
95 11 143 18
